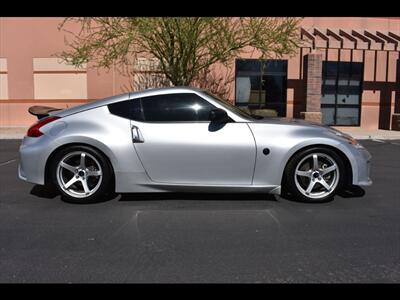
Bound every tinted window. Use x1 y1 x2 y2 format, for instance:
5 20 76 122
141 93 216 122
202 91 254 120
235 59 288 117
108 99 143 121
321 61 363 126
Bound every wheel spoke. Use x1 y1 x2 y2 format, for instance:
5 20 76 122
312 154 319 170
319 178 331 191
57 151 103 198
305 180 316 194
321 164 336 176
296 170 312 177
60 161 77 173
64 176 79 189
80 153 86 169
294 152 340 199
87 170 102 177
81 178 90 194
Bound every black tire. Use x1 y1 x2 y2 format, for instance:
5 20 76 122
283 147 346 203
50 145 114 204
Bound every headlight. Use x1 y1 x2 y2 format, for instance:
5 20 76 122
333 131 364 149
347 136 364 148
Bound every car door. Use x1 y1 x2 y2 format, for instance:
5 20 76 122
130 93 256 185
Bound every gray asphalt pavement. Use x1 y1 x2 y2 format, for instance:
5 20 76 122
0 139 399 283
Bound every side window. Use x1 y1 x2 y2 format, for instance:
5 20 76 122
108 99 143 121
140 93 216 122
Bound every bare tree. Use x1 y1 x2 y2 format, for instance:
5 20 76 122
193 66 235 100
58 17 302 89
120 58 171 92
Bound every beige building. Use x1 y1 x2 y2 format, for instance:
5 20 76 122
0 17 399 129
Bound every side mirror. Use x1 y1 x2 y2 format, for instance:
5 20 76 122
209 109 230 123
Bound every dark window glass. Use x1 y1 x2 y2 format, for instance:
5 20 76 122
262 74 287 117
236 75 262 106
262 60 287 74
322 62 338 79
321 61 363 126
235 59 288 117
236 60 262 73
202 91 253 119
322 85 337 95
108 99 143 121
140 93 216 122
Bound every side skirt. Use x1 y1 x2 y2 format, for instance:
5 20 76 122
119 182 281 195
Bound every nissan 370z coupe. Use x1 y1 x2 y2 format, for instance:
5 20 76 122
19 87 372 204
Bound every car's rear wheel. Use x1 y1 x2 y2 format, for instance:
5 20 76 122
50 145 113 204
283 147 345 203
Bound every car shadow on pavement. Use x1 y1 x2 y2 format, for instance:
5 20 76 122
119 192 277 202
29 184 364 203
337 185 366 198
277 184 365 203
29 184 277 203
30 184 59 199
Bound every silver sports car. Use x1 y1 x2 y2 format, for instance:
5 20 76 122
19 87 372 203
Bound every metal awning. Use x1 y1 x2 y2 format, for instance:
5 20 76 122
301 28 400 51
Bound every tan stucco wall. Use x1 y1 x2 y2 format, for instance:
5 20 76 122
0 57 8 99
0 17 399 128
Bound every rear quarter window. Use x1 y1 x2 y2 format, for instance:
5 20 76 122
108 99 143 121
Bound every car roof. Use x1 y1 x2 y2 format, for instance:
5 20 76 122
55 87 206 118
129 86 205 99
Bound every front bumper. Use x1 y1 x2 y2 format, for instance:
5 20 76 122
352 146 372 186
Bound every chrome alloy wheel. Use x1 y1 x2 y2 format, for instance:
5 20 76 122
294 152 339 199
56 151 103 198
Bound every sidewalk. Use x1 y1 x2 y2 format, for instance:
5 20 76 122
0 127 27 139
1 126 400 140
332 127 400 140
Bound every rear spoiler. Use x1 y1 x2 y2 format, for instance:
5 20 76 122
28 106 63 120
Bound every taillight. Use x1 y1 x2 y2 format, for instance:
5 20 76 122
27 116 60 137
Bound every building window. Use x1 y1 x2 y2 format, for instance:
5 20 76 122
235 59 288 117
0 58 8 99
321 61 363 126
33 58 87 99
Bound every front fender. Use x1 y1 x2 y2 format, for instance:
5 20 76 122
277 138 354 182
248 123 363 187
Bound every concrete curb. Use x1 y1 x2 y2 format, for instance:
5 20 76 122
332 127 400 140
349 135 400 140
0 127 27 140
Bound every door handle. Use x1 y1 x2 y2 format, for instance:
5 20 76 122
131 125 144 143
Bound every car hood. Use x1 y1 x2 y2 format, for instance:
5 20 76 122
250 117 350 138
251 117 329 128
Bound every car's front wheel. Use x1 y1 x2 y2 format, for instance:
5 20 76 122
283 147 346 203
50 145 114 204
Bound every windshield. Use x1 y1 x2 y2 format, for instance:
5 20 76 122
201 91 258 120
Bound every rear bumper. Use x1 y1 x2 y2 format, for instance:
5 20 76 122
18 164 27 181
18 136 50 185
